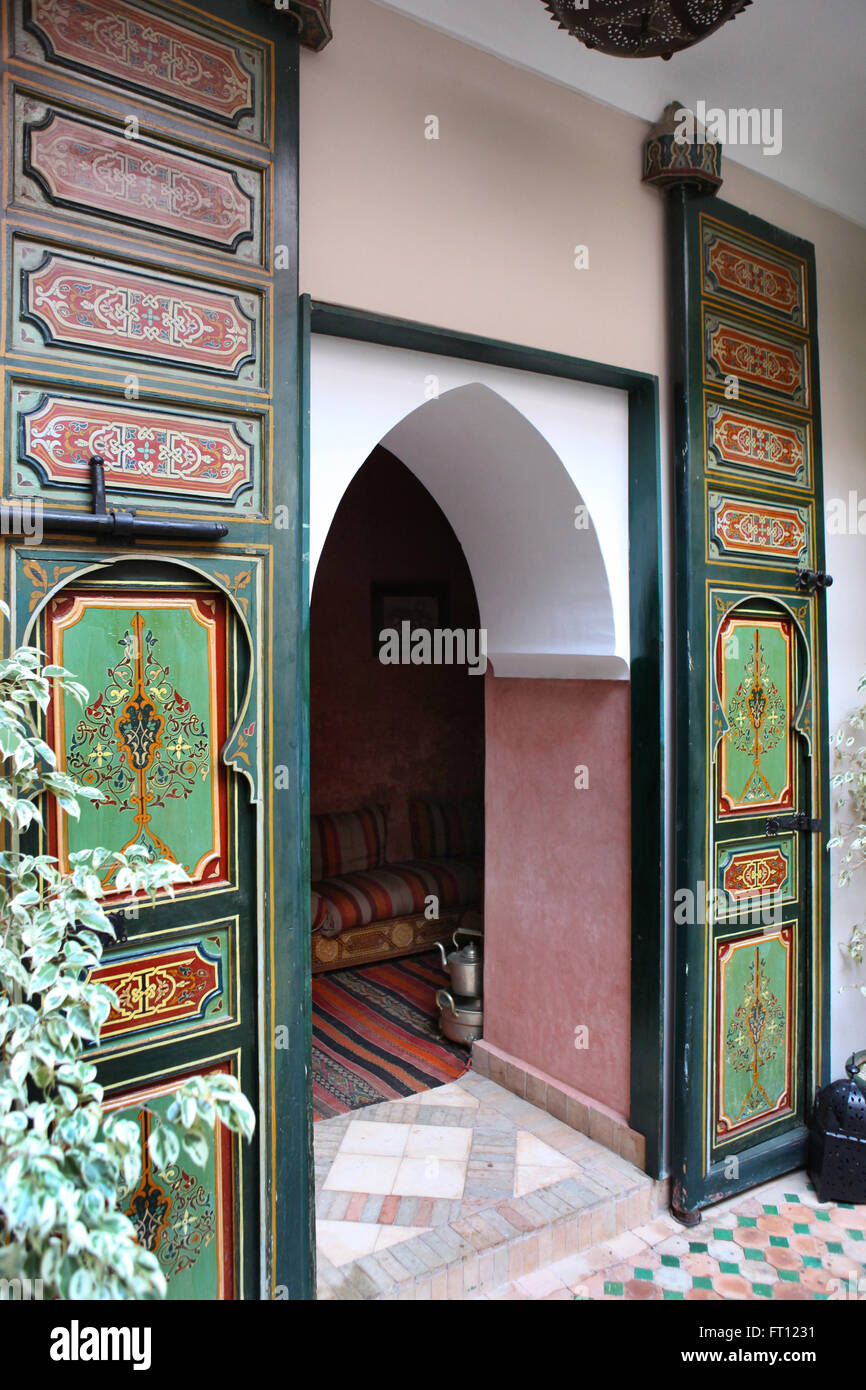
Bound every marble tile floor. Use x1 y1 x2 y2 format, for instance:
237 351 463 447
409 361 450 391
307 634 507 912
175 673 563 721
477 1167 866 1301
314 1071 660 1300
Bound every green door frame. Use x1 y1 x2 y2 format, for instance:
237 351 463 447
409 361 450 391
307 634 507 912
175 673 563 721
300 299 667 1178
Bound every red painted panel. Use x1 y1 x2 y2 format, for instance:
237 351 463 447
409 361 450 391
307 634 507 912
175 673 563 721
94 942 221 1040
21 392 253 502
707 402 809 484
25 0 257 128
22 249 257 378
705 310 809 407
707 236 803 322
26 112 254 251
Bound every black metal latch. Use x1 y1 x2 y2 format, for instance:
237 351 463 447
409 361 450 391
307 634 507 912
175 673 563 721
90 909 129 951
36 455 228 543
796 568 833 593
766 812 823 835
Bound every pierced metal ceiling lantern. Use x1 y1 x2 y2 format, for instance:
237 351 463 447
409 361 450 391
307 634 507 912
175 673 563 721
542 0 752 60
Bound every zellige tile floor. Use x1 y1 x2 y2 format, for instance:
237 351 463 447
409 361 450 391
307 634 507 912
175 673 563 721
314 1071 659 1299
479 1166 866 1301
315 1073 866 1301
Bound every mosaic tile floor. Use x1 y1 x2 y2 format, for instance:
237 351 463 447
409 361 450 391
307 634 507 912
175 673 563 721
314 1072 659 1299
479 1167 866 1301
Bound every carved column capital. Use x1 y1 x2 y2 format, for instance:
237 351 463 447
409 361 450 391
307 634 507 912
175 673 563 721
643 100 724 195
259 0 332 51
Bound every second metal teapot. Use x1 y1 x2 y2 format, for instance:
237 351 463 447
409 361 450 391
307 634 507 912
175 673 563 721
435 927 483 997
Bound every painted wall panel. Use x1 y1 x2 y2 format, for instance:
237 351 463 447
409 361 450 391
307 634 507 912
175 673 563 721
11 381 262 511
672 196 829 1214
16 0 269 141
14 95 266 263
3 0 306 1301
13 241 262 385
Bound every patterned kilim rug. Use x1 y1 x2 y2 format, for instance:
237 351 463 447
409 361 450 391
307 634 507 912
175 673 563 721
311 951 471 1120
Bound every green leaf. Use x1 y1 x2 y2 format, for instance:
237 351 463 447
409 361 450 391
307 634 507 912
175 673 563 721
68 1269 93 1300
179 1095 197 1129
0 725 23 758
9 1050 29 1088
181 1131 209 1168
148 1123 180 1172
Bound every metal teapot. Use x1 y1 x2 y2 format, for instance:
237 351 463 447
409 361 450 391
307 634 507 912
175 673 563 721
435 927 483 997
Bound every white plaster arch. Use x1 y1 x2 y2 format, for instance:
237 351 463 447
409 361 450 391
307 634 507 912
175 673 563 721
310 334 630 678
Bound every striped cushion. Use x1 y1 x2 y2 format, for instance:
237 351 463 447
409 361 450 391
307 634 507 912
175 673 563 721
311 857 482 936
409 798 483 858
310 806 387 881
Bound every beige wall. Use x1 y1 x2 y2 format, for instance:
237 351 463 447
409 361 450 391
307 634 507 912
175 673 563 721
300 0 866 1080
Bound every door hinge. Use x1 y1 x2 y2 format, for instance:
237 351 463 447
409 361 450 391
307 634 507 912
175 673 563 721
36 455 229 544
766 812 823 835
795 568 833 593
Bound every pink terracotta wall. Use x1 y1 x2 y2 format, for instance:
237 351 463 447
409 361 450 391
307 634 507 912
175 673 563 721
310 446 483 861
483 675 632 1120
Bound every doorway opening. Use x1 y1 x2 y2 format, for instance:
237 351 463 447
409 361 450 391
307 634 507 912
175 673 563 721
309 445 485 1118
303 316 665 1290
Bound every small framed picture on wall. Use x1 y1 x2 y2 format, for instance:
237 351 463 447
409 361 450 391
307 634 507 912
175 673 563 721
371 581 450 655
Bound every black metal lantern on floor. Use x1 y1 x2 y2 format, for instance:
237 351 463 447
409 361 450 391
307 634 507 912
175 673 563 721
808 1052 866 1204
542 1 752 60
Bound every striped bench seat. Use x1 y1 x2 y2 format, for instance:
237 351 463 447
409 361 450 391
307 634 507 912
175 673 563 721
312 856 482 937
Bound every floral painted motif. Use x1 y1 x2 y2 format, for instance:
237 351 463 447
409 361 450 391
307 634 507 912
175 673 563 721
25 112 256 252
124 1114 218 1287
20 391 254 503
726 629 787 807
51 595 227 895
706 401 809 488
718 933 792 1137
23 250 257 378
725 947 786 1119
67 612 210 872
155 1167 218 1281
709 494 810 566
704 227 805 326
25 0 258 130
718 615 794 818
705 311 808 407
718 843 792 904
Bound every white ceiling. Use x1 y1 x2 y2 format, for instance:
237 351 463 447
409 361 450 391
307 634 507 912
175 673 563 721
371 0 866 227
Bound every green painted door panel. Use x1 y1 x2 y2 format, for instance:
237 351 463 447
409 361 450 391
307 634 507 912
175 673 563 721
2 0 311 1297
670 192 831 1216
105 1063 238 1300
35 565 258 1301
53 593 228 890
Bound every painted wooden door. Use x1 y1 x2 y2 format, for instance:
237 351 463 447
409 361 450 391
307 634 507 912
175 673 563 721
1 0 312 1296
670 193 830 1217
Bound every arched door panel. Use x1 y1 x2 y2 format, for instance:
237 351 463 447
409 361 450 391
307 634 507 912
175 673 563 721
711 599 810 1160
35 561 258 1301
